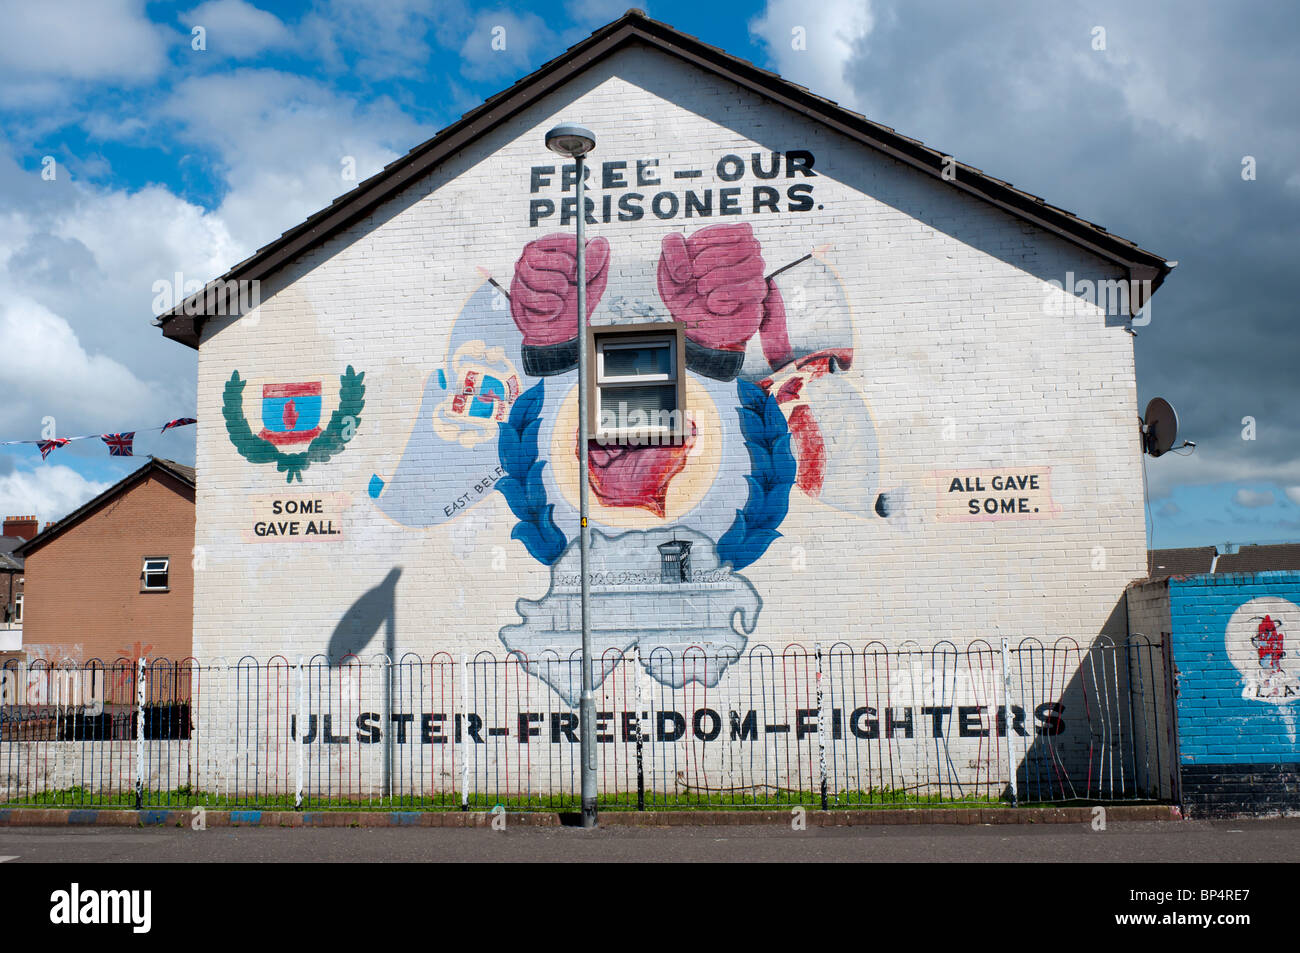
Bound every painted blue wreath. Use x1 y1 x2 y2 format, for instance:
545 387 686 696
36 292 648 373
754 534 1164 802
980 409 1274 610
716 380 797 569
495 381 567 564
497 378 795 569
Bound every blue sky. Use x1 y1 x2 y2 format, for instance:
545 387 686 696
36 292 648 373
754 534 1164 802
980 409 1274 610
0 0 1297 551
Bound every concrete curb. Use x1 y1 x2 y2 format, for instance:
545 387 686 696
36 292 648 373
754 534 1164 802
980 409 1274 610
0 805 1180 828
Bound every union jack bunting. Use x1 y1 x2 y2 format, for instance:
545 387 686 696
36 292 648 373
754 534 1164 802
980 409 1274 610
101 432 135 456
1 415 197 450
38 438 69 460
160 417 197 433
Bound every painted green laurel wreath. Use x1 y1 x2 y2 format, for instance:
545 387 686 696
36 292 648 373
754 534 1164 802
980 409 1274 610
223 366 366 483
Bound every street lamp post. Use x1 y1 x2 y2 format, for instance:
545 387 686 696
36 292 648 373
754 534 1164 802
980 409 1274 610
545 123 598 829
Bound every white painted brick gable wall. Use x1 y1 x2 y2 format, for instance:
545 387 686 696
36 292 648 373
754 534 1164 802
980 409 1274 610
192 45 1146 696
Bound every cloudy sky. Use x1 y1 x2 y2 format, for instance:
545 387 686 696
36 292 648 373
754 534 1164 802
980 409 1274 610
0 0 1295 549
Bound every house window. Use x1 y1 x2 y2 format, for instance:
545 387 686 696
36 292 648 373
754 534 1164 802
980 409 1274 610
12 593 20 623
589 325 686 443
142 557 170 592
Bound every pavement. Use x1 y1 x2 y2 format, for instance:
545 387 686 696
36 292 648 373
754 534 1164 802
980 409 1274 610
0 817 1296 862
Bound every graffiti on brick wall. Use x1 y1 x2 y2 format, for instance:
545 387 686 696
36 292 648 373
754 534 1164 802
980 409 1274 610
364 214 902 695
1226 597 1299 703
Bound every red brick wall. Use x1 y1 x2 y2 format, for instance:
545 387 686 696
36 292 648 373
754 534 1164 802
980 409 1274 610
20 471 194 662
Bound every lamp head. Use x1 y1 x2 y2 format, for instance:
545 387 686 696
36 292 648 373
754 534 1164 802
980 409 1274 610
545 124 595 158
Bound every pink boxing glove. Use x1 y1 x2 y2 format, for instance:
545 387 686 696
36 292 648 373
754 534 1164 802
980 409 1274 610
510 233 611 377
656 223 780 381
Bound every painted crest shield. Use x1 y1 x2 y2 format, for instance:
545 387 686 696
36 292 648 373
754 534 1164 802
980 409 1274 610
258 382 323 446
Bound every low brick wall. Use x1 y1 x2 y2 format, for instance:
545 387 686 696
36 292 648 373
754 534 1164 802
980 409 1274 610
1180 762 1300 818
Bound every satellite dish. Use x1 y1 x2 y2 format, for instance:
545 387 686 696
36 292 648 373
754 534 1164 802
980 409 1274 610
1143 397 1179 457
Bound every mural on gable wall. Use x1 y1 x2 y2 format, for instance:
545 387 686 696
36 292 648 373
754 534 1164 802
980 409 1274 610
1226 597 1299 703
207 144 1096 712
362 219 899 702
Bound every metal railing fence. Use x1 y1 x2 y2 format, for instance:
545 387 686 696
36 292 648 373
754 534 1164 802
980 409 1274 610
0 636 1175 810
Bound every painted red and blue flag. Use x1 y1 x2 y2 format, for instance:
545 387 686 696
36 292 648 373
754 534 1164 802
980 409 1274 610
101 432 135 456
161 417 197 433
37 438 69 460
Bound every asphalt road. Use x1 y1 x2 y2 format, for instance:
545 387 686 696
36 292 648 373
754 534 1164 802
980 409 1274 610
0 818 1295 862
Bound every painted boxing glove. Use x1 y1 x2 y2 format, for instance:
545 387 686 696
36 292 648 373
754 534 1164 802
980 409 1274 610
510 234 610 377
656 223 778 381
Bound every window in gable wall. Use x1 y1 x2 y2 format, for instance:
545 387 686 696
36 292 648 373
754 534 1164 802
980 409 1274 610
141 557 170 592
588 324 687 444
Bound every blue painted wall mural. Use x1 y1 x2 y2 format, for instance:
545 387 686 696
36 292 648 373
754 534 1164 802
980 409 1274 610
1169 571 1300 764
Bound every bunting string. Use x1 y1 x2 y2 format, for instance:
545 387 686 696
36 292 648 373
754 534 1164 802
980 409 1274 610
0 418 196 460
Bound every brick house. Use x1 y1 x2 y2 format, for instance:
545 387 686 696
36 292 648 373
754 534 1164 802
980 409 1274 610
12 457 195 664
2 518 37 613
150 12 1176 798
0 515 33 654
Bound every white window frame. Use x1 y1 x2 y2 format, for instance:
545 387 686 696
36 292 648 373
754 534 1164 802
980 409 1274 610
12 592 21 623
588 325 686 443
142 557 170 592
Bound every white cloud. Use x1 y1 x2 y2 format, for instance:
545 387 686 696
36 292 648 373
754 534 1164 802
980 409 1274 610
458 11 559 81
0 295 156 435
182 0 295 59
0 0 171 83
303 0 470 79
0 464 112 525
1233 488 1276 508
160 70 429 251
1285 487 1300 506
750 0 875 108
45 185 240 295
0 146 235 428
1144 446 1300 502
0 79 69 110
0 67 431 486
80 114 152 143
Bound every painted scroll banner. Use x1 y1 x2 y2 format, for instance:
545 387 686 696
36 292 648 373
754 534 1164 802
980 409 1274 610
932 468 1060 522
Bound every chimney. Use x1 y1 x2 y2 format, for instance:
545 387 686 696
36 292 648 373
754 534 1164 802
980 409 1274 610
3 515 38 541
42 521 58 532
